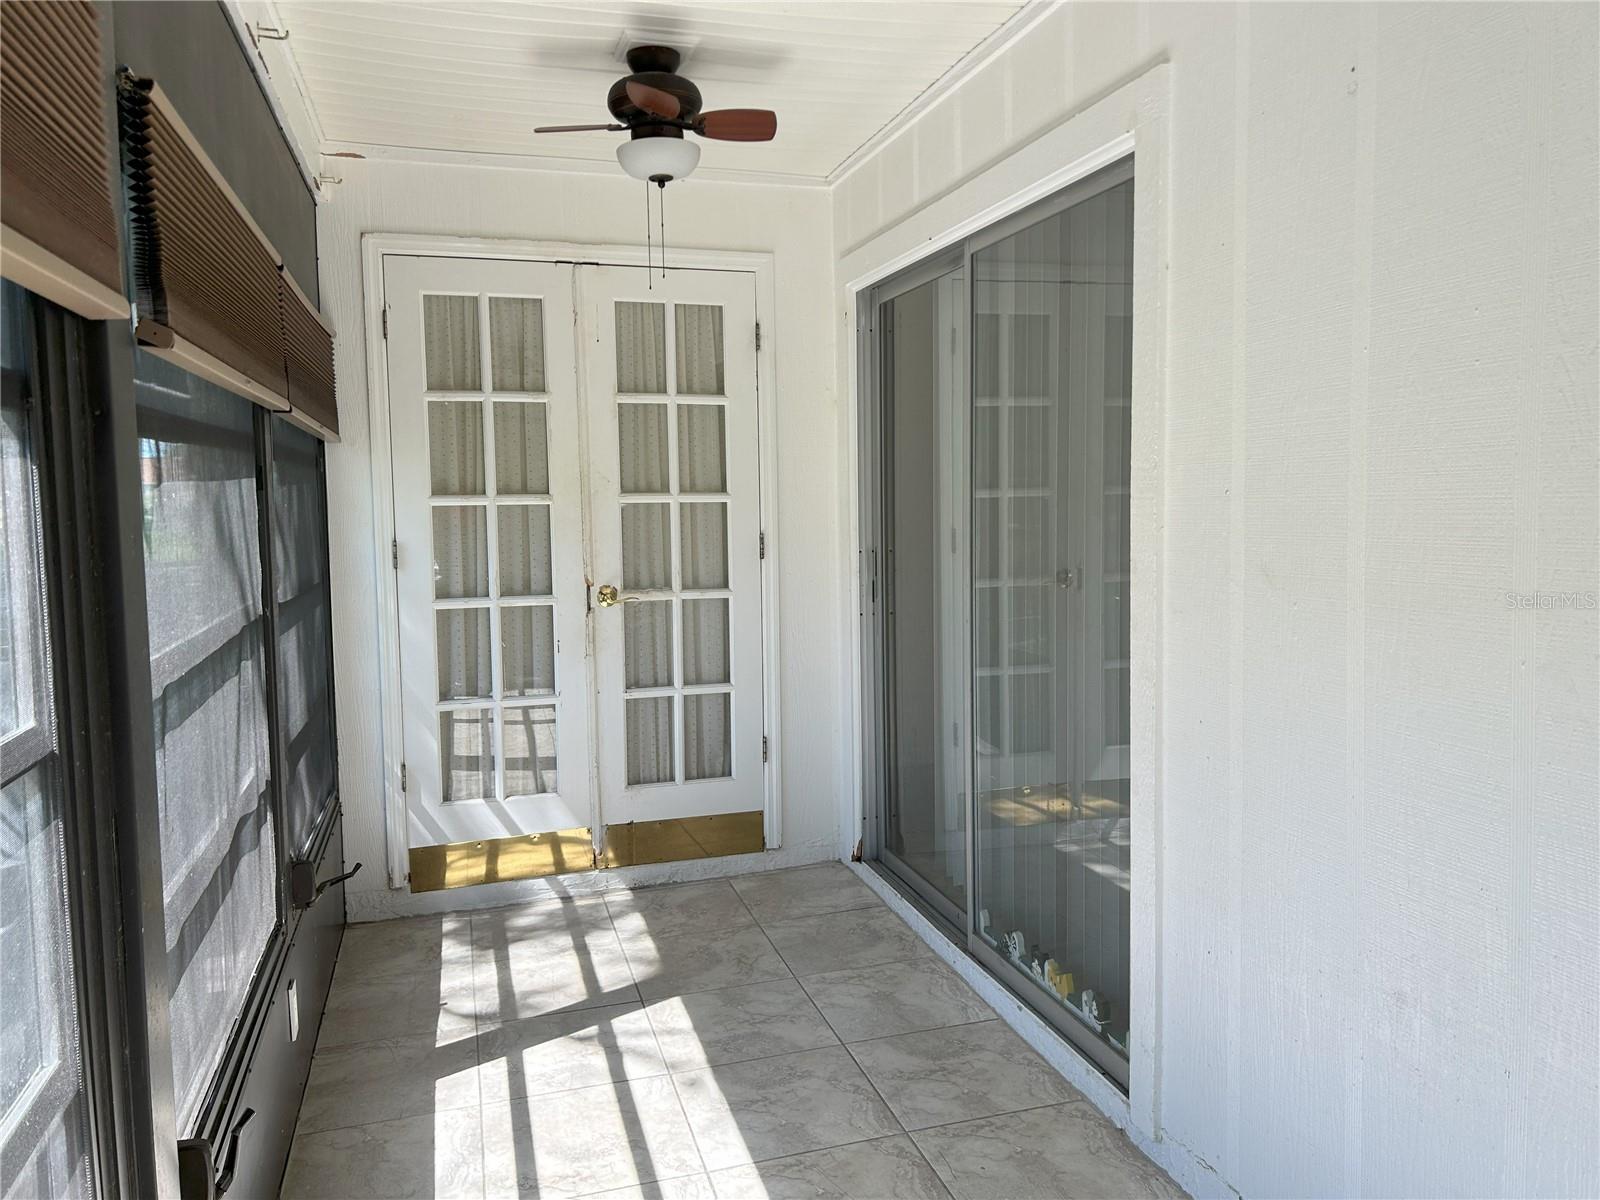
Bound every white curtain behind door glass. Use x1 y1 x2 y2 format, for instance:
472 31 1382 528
135 352 274 1135
428 401 485 495
424 295 481 391
624 601 674 689
684 693 731 780
680 503 728 589
496 505 552 596
501 605 555 696
675 304 725 395
494 402 549 495
619 404 670 493
681 598 730 686
504 705 556 796
432 506 488 598
616 302 666 393
489 297 545 393
626 697 673 785
677 405 727 493
621 503 672 589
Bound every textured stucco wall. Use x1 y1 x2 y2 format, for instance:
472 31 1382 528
833 4 1599 1197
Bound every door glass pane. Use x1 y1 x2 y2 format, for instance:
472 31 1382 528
497 505 552 597
489 297 545 392
878 268 968 915
494 402 549 494
621 503 672 590
440 709 494 802
501 606 555 697
624 601 674 689
432 506 489 598
428 401 485 495
424 295 481 391
973 175 1133 1062
677 405 727 493
503 705 557 797
436 609 491 700
675 304 725 395
619 403 670 493
684 693 731 780
616 302 666 393
625 697 674 785
679 503 727 590
682 598 729 686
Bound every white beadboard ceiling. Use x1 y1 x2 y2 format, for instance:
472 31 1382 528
280 1 1027 182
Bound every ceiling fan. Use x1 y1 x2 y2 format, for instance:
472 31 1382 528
535 45 777 184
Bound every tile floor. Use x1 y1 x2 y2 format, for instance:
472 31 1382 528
280 863 1180 1200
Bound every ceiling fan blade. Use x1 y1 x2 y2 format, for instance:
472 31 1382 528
695 109 778 141
534 123 625 133
625 80 681 119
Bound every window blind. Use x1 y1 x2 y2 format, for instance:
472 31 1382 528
282 272 338 438
0 0 125 320
120 75 339 438
121 75 289 410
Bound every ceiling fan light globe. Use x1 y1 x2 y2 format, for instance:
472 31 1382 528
617 137 700 183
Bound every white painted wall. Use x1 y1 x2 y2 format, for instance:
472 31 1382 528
317 161 844 917
833 4 1599 1199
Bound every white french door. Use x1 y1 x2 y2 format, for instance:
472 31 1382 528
385 256 592 844
383 254 765 852
580 266 764 824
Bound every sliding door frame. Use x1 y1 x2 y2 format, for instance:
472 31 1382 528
857 158 1137 1089
858 247 970 935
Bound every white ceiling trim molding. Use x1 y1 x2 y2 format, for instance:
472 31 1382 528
221 0 1048 194
221 0 331 200
824 0 1059 186
319 140 832 190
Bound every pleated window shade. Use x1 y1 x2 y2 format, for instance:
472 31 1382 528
282 272 338 437
0 0 125 318
121 76 338 437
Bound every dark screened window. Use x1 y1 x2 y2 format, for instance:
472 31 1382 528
1 281 96 1197
135 351 276 1133
271 418 336 855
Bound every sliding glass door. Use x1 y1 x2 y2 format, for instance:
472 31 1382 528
862 160 1134 1083
871 255 968 923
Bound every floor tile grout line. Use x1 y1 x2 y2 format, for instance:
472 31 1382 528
828 1013 1002 1050
896 1095 1088 1136
663 1063 716 1183
291 1092 489 1141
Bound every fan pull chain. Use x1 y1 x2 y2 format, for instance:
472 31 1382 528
644 181 653 289
659 180 667 279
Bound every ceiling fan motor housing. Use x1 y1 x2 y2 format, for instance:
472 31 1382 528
609 45 700 138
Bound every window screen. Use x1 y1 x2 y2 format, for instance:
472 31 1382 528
1 281 95 1197
135 350 277 1133
271 418 336 856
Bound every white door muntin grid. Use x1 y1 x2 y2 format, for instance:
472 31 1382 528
582 265 765 825
386 255 592 843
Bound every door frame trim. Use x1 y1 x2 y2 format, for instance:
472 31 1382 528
361 234 783 888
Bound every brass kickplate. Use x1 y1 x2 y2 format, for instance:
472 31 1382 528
601 810 764 869
409 828 596 893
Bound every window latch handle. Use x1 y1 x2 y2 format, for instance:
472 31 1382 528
289 859 362 908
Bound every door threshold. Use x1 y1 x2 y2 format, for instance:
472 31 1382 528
408 810 767 891
601 810 764 868
409 828 595 892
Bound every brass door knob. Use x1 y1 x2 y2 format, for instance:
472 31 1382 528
596 583 620 607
